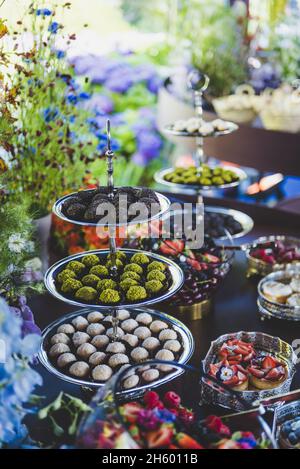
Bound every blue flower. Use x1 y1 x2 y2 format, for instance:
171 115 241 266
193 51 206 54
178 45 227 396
137 130 162 160
48 22 60 34
66 94 78 105
56 50 65 59
36 8 52 16
154 409 177 423
78 92 91 100
43 107 59 122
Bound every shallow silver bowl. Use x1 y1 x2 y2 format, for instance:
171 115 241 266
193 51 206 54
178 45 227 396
154 165 247 192
53 188 171 227
44 248 184 310
38 307 194 392
205 206 254 240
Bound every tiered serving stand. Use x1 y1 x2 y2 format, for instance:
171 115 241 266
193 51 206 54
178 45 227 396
41 120 194 391
155 70 247 199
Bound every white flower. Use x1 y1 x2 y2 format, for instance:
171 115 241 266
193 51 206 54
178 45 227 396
220 366 234 382
25 257 42 272
26 241 35 253
8 234 27 253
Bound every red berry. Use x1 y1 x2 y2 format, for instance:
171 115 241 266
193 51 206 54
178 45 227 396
163 391 181 409
178 408 195 425
144 391 160 409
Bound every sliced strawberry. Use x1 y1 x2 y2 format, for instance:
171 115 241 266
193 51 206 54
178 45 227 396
121 402 143 424
262 356 276 369
244 351 255 362
202 253 220 264
146 426 174 449
248 367 265 378
177 433 204 449
206 415 231 436
160 240 185 256
228 355 243 365
236 364 248 373
224 375 239 386
209 363 219 376
216 439 241 449
265 367 283 381
237 371 247 382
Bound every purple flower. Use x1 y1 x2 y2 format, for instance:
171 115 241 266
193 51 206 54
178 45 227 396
137 410 160 430
137 130 162 160
22 321 41 337
105 76 132 93
132 152 148 166
48 22 60 34
147 75 162 94
82 94 114 114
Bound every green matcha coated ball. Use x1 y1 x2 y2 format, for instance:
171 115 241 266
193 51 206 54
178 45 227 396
124 263 143 275
99 288 120 304
147 261 166 272
131 253 150 265
61 278 83 294
106 259 123 270
199 177 212 186
107 251 126 262
145 280 164 293
126 286 147 302
147 270 166 282
120 271 141 282
66 260 86 274
81 254 100 268
212 176 224 186
120 278 139 291
89 265 109 278
57 269 77 283
97 279 117 291
75 286 97 302
81 274 100 287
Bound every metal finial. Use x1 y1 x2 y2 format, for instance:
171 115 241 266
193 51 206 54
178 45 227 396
187 69 209 92
106 119 111 153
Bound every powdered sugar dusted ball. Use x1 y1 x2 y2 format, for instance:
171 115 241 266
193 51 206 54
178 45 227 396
135 312 152 326
57 352 76 368
119 364 135 378
123 374 139 389
49 343 70 358
57 323 75 335
86 323 105 337
155 349 175 371
142 337 160 351
106 342 126 354
107 327 124 338
142 368 160 382
50 333 70 345
87 311 104 323
69 361 90 378
117 309 130 320
159 329 177 342
122 334 139 348
91 335 109 349
134 326 151 340
73 331 90 347
150 320 168 334
89 351 106 366
121 319 139 333
77 343 97 359
164 339 181 353
108 353 129 368
92 364 112 381
72 316 89 331
103 315 113 323
131 347 149 362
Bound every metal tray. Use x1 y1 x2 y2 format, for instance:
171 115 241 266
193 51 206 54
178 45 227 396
39 307 194 392
205 206 254 240
201 331 297 411
53 189 171 227
44 248 184 310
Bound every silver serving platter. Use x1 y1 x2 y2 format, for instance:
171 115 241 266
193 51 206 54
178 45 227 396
258 268 300 321
201 331 297 411
205 206 254 240
53 188 171 227
154 165 247 192
273 399 300 449
44 248 184 310
163 121 238 138
38 307 194 392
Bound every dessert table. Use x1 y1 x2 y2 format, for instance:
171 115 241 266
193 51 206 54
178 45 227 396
29 193 300 441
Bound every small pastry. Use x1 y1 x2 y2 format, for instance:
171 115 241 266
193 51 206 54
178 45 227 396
150 320 168 334
92 364 112 381
107 327 124 338
108 353 129 368
87 311 104 323
86 323 105 337
50 333 70 346
134 326 151 340
173 119 187 132
57 324 75 335
77 343 97 359
72 316 89 331
199 122 214 136
262 281 293 304
103 315 113 323
209 360 248 391
186 117 201 133
164 339 181 353
122 333 139 348
121 319 139 333
117 309 130 320
91 334 109 349
142 337 160 351
159 329 177 341
106 342 126 354
135 312 152 325
218 339 255 365
142 368 160 382
49 343 70 358
291 275 300 293
287 293 300 307
138 365 150 373
212 119 229 131
57 352 76 368
69 361 90 378
155 349 175 371
247 355 287 390
89 351 106 366
72 331 90 347
131 347 149 362
119 364 135 377
123 374 139 390
279 417 300 449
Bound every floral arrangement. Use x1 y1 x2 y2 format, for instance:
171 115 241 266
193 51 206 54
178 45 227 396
0 297 42 447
